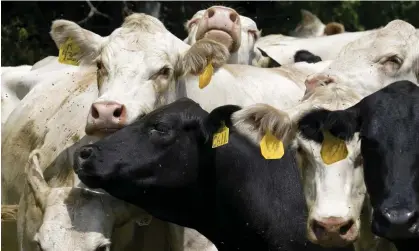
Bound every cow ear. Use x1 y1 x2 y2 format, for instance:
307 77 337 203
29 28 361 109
175 38 230 77
50 19 106 64
204 105 242 138
298 107 360 143
231 104 296 147
301 9 318 25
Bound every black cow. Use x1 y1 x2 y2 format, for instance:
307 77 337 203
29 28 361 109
297 80 419 251
73 98 353 251
294 50 322 64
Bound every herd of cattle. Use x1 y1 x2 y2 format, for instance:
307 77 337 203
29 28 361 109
1 5 419 251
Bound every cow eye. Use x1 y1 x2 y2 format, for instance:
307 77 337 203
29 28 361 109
151 122 170 133
150 66 172 80
381 55 403 71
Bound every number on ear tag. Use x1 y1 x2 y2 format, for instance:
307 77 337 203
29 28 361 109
212 121 229 148
58 37 80 66
199 62 213 89
320 131 348 165
260 131 285 159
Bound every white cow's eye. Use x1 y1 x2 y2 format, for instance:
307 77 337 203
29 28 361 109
381 55 403 71
150 67 172 80
96 61 103 70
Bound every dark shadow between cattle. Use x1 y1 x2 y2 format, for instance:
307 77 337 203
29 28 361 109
73 98 354 251
297 80 419 251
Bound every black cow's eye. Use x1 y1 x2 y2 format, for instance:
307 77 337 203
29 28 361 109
152 123 170 133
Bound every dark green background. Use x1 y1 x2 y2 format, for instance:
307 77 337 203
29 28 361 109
2 1 418 66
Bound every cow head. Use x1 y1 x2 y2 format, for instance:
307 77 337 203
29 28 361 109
184 6 261 65
50 13 229 137
300 80 419 242
230 84 365 247
26 152 151 251
73 98 240 226
305 20 419 98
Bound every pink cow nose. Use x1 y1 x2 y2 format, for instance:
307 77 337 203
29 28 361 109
205 6 239 23
85 101 126 136
310 217 357 246
305 74 337 93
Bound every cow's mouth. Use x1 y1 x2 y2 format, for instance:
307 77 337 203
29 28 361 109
196 29 240 53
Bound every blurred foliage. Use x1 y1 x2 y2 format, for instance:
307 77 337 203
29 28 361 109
1 1 418 66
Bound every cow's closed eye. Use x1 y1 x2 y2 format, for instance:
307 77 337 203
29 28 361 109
380 55 403 72
149 66 172 80
151 122 171 134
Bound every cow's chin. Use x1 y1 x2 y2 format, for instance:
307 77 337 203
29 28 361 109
200 30 237 52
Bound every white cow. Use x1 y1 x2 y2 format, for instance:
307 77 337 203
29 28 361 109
226 19 419 251
304 20 419 98
184 6 261 65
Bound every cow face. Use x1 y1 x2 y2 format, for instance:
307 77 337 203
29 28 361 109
26 153 150 251
50 13 229 137
184 6 261 65
302 81 419 241
231 84 365 247
73 98 239 225
305 20 419 98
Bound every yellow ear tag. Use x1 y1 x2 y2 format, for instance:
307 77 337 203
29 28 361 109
199 62 213 89
260 131 285 159
212 121 229 148
320 131 348 165
58 37 80 66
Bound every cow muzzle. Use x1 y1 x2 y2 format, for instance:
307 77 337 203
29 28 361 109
307 217 358 247
372 208 419 240
85 101 127 137
195 6 242 53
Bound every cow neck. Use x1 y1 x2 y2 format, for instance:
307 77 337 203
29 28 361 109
198 131 325 251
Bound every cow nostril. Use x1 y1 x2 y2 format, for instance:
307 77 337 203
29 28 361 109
113 107 123 118
207 8 215 18
339 220 354 235
312 220 325 235
229 13 238 22
79 147 93 160
91 105 99 119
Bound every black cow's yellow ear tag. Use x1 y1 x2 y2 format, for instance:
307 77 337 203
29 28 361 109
199 61 213 89
212 121 229 148
58 37 80 66
320 131 348 165
260 130 285 159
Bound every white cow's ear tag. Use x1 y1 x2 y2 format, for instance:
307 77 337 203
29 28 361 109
260 130 285 159
199 60 213 89
320 130 348 165
58 37 80 66
212 121 229 148
135 215 153 226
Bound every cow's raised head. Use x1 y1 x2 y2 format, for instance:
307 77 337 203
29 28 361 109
50 13 229 137
184 6 261 65
301 80 419 242
305 20 419 98
73 98 241 225
230 84 365 247
26 151 151 251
